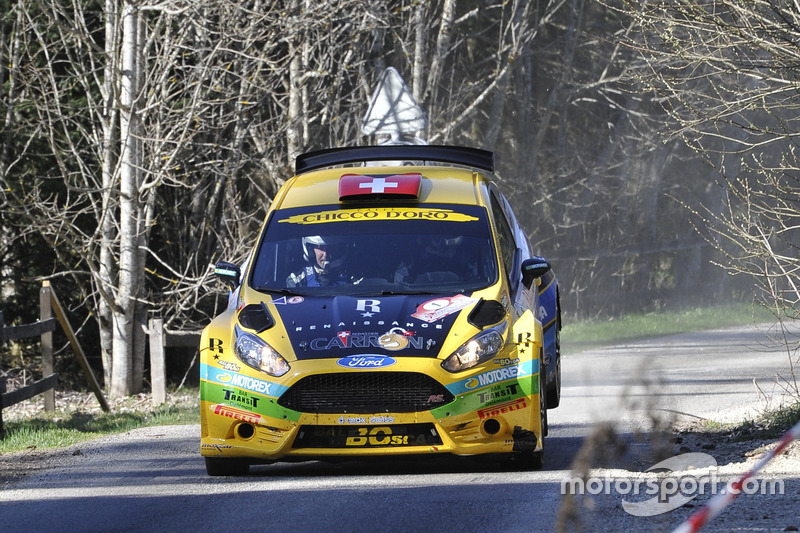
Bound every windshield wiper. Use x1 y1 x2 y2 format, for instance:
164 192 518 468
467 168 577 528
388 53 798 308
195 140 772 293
258 287 307 297
380 289 439 296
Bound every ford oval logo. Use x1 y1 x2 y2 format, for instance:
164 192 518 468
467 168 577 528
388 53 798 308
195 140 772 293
336 355 396 369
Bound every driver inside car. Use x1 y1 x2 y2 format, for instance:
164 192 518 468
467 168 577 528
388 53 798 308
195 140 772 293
286 235 351 287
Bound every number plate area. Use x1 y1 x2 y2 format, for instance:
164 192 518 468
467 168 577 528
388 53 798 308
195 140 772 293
292 423 442 448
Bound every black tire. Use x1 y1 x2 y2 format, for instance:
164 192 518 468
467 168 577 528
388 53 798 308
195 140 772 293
205 457 250 476
506 363 546 471
529 449 544 470
510 448 544 471
546 322 562 409
539 353 548 438
532 363 547 469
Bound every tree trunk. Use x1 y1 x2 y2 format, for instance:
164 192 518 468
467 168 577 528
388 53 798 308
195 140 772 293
131 11 148 393
99 0 120 389
422 0 456 130
286 0 303 165
411 3 425 103
111 1 142 397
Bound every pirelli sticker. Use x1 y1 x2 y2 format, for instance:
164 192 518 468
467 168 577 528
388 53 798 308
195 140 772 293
477 398 527 419
211 404 262 425
279 208 479 225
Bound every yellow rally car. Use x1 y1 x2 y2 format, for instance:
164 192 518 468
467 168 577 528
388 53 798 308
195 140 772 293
200 145 556 475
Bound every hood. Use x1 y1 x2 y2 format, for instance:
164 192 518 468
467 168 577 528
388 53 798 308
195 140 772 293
254 293 481 360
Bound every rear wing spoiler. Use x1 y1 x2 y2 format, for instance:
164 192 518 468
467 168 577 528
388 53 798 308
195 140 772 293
295 145 494 174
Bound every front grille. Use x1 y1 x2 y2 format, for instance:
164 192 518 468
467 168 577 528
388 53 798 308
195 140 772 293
277 372 454 414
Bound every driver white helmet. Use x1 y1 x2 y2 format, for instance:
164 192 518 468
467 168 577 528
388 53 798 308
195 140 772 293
302 235 345 269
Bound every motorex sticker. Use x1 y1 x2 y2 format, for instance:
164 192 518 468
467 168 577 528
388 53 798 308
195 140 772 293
446 360 537 396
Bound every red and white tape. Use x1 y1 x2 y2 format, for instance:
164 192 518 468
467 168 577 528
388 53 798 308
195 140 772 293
672 418 800 533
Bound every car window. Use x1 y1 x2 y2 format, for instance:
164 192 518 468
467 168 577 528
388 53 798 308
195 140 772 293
489 193 516 282
249 204 498 295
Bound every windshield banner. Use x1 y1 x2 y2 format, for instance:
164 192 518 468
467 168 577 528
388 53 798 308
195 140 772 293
279 207 479 225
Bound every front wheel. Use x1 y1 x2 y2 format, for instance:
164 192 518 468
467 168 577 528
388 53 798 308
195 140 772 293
205 457 250 476
546 322 562 409
539 353 548 437
531 352 547 468
509 358 547 471
512 448 544 471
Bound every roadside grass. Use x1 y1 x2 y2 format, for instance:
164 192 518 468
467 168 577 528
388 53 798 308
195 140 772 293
561 302 774 353
0 389 199 454
749 401 800 439
698 401 800 441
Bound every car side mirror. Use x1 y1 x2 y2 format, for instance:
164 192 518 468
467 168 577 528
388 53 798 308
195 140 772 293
214 261 241 290
521 256 551 289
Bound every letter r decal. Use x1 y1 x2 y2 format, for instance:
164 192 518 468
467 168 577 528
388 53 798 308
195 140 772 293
209 338 224 353
356 299 381 313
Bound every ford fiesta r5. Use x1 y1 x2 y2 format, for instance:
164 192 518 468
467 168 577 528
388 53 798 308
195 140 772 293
200 145 560 476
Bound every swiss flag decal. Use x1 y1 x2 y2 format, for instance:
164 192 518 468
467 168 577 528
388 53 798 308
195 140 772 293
339 173 422 200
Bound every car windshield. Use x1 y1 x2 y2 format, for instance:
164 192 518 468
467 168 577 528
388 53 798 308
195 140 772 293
250 203 498 296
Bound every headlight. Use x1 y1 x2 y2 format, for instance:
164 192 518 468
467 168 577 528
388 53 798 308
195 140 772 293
234 327 290 377
442 329 504 373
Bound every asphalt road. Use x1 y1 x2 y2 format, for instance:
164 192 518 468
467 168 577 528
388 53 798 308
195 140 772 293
1 325 797 532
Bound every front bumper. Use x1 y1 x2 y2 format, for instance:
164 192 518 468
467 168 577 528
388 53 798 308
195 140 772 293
200 357 543 462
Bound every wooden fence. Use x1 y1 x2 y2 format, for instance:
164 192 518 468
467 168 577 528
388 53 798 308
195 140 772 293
148 318 201 405
0 281 108 439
